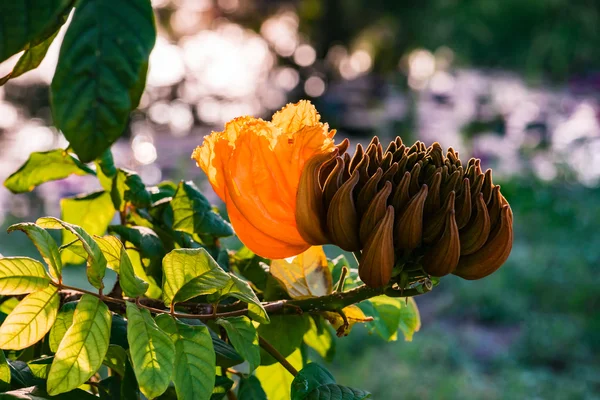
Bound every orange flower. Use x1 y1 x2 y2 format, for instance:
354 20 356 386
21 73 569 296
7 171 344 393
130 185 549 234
192 101 337 259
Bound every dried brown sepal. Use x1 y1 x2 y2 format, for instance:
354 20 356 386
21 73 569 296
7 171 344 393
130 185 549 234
322 157 345 209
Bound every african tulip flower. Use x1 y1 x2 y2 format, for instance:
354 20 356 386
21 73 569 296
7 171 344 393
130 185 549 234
192 101 341 259
193 101 513 289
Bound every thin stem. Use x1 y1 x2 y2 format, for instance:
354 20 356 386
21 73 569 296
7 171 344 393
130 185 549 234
259 336 298 376
335 266 348 293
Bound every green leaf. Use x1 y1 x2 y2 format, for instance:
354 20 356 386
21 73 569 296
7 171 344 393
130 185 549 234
212 274 269 323
162 248 230 306
47 295 111 395
37 216 108 290
111 169 151 211
291 363 335 400
211 375 234 400
7 223 62 280
0 0 72 62
216 316 260 372
398 297 421 341
230 248 270 292
95 150 117 192
108 225 165 261
126 303 175 399
0 286 59 350
212 334 244 369
109 314 128 350
238 375 267 400
292 363 371 400
3 150 93 194
48 302 77 353
304 384 372 399
0 350 9 392
0 29 58 86
50 0 156 162
257 315 309 365
303 316 336 362
0 258 50 295
171 181 233 238
102 345 127 377
155 315 216 400
92 235 148 297
255 349 302 400
28 357 53 380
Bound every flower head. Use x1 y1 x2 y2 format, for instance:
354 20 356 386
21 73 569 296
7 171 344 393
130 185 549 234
192 101 338 259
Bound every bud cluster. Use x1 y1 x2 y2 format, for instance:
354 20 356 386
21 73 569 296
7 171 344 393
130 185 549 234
296 137 513 288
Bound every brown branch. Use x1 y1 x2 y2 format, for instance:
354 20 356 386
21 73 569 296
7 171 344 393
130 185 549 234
258 336 298 376
53 280 431 321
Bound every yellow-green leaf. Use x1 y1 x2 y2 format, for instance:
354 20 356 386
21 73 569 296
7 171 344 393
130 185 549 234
212 274 269 323
0 285 59 350
126 303 175 399
47 294 111 395
270 246 332 299
0 257 50 295
398 297 421 341
255 349 302 400
303 316 335 362
37 216 108 290
57 191 115 266
7 223 63 280
155 315 216 400
0 29 59 85
49 301 77 353
216 316 260 372
0 350 9 391
162 248 230 307
3 149 93 194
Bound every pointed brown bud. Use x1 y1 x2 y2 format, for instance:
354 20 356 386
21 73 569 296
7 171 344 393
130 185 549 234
459 193 491 255
481 169 493 204
322 157 345 208
391 171 411 211
356 167 383 213
327 171 361 251
359 206 395 288
454 205 513 280
359 181 392 245
296 151 338 244
423 191 455 244
408 162 422 196
422 209 460 277
455 178 472 229
349 143 365 173
395 184 428 250
424 171 442 214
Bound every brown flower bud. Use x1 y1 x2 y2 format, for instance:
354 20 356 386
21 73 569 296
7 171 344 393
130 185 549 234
296 138 514 287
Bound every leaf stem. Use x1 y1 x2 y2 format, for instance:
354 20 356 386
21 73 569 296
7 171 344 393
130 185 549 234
258 336 298 376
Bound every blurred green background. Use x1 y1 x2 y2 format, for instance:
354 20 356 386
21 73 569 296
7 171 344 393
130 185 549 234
1 0 600 398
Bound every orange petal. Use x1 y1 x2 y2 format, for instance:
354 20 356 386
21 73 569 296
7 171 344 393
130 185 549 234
225 191 310 259
192 116 254 201
271 100 321 133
